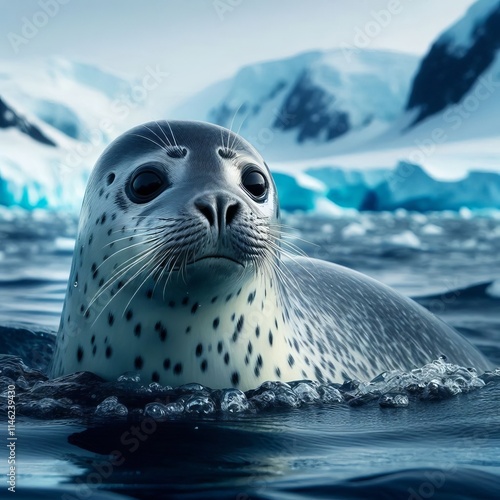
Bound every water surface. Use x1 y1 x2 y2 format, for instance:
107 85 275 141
1 210 499 499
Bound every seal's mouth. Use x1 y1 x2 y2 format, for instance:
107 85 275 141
188 255 245 267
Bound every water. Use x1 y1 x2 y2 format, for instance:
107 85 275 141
1 209 500 499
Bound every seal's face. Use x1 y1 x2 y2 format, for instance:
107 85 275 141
81 120 280 296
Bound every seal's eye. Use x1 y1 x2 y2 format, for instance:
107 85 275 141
127 167 168 203
242 168 268 201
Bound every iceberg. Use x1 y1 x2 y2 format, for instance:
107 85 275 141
272 171 343 215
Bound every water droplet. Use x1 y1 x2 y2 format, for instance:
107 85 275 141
73 281 78 288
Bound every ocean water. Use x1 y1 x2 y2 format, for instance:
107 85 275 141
0 209 500 500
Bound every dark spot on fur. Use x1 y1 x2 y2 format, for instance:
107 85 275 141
115 191 128 211
236 315 244 332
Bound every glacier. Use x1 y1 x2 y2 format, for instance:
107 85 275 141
273 162 500 214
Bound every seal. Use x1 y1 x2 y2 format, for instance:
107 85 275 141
49 120 492 390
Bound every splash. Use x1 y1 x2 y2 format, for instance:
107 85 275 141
0 355 498 421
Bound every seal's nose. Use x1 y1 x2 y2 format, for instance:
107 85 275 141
194 193 240 232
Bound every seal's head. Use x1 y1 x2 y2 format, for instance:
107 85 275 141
86 120 280 287
50 121 287 388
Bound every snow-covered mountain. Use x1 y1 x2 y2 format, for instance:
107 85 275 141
173 49 419 149
407 0 500 125
0 57 134 143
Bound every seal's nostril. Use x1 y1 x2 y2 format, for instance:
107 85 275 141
195 202 215 227
195 195 239 230
226 203 239 225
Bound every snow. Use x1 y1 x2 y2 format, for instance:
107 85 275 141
437 0 500 53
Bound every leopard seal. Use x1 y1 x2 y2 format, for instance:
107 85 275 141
49 120 492 390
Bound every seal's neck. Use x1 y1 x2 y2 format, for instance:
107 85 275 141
149 269 296 389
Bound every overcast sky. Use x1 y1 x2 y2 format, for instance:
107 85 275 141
0 0 477 99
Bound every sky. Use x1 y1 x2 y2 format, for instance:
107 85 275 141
0 0 477 101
